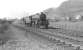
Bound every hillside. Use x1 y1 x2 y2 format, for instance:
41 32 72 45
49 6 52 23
44 0 83 19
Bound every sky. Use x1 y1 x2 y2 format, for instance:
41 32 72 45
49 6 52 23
0 0 67 19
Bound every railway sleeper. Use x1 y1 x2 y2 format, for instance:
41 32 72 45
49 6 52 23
48 36 77 49
47 36 74 47
36 30 83 48
39 28 83 42
44 35 82 49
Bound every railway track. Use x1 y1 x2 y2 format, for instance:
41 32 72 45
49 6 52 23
25 27 83 49
43 28 83 41
13 24 83 49
38 28 83 48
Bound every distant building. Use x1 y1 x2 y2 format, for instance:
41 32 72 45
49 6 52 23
65 15 83 22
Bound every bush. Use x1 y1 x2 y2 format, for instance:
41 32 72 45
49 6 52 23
0 21 9 34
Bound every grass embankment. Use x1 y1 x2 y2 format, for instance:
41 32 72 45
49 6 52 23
49 21 83 37
0 20 11 46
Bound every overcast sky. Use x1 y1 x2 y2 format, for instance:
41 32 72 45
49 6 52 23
0 0 67 19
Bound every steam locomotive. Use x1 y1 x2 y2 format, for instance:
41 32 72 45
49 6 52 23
22 12 49 29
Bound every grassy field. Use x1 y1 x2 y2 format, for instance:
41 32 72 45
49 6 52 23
49 21 83 37
50 21 83 31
